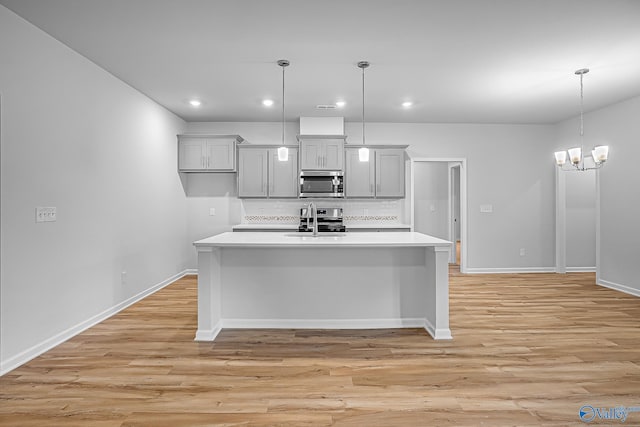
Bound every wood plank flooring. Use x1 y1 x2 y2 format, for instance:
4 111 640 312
1 268 639 426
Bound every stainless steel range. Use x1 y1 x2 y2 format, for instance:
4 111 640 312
298 206 346 233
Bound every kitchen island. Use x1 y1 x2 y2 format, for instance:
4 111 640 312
193 232 452 341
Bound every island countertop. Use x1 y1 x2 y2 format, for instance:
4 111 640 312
194 231 451 249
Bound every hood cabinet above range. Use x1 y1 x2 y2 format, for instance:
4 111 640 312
298 135 345 171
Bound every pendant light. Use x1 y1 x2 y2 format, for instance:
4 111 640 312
358 61 370 162
277 59 290 161
554 68 609 171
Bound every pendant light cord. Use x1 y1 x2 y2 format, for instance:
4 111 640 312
579 71 584 166
358 61 369 145
362 64 365 145
282 63 285 145
277 59 289 145
574 68 589 170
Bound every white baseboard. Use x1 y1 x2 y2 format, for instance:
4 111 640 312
464 267 556 274
566 266 597 272
424 318 453 340
196 318 452 341
194 321 222 341
221 318 427 330
598 279 640 297
0 269 192 377
183 269 197 275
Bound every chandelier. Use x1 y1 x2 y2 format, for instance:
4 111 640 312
554 68 609 171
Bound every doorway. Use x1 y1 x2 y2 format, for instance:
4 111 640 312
450 163 462 265
411 158 467 273
555 167 598 274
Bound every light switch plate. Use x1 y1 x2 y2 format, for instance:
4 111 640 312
36 207 56 222
209 208 216 216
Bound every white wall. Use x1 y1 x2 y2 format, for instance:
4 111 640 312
565 170 596 270
414 162 449 240
555 95 640 295
185 121 558 271
0 6 189 373
354 122 558 272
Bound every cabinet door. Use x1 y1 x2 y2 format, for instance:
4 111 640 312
375 149 405 198
323 139 344 170
300 141 321 169
269 148 299 198
238 149 268 197
206 139 235 171
178 138 205 170
345 148 375 197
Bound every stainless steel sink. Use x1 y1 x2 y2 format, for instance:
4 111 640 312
284 232 347 238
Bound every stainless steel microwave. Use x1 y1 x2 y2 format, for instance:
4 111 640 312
299 171 344 198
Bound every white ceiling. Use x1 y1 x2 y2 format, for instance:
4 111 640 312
2 0 640 124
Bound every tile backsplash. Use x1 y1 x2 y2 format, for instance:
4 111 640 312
241 199 407 225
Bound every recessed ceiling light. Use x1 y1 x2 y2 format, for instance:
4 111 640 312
402 101 413 108
262 99 274 107
189 99 202 107
335 101 346 108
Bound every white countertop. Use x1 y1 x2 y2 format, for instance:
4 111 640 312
194 231 451 248
231 223 412 230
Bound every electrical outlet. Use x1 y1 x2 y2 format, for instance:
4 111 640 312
520 248 526 256
121 271 127 284
35 207 56 223
209 208 216 216
430 204 436 212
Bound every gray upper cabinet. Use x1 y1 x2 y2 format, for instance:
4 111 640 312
238 146 298 198
375 149 405 198
345 146 406 198
237 148 268 197
178 134 243 172
269 148 299 198
345 148 375 197
298 136 345 170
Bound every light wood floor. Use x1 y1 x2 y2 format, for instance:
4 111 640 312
2 268 639 426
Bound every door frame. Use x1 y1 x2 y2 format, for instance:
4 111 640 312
410 158 468 273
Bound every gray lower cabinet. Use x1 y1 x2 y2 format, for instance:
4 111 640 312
345 147 406 198
238 147 298 198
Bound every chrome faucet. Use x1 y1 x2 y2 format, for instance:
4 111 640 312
306 201 318 236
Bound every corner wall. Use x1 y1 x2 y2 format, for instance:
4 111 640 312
554 95 640 295
0 6 189 373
